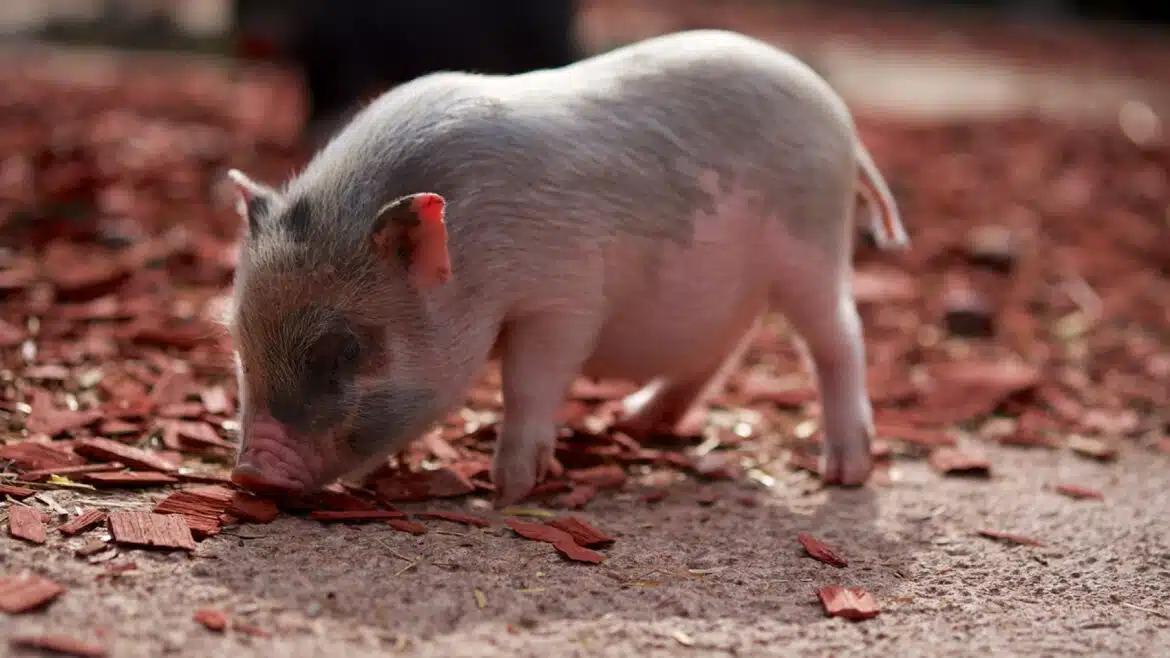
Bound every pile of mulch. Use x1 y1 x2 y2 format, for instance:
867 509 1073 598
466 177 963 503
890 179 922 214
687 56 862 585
1 40 1168 639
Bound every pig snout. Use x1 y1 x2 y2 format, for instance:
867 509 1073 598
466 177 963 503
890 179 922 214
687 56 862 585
231 412 329 494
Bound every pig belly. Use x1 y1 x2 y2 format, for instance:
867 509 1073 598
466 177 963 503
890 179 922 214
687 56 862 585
581 214 770 384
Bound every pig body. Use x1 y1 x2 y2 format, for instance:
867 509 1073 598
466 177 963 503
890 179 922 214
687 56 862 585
225 29 908 505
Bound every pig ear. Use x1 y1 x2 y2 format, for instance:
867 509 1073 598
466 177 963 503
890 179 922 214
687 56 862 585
227 168 279 236
370 193 452 288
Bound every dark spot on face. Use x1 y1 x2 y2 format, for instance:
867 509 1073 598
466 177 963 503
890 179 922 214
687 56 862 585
282 196 313 243
345 382 438 457
267 308 364 433
246 195 270 235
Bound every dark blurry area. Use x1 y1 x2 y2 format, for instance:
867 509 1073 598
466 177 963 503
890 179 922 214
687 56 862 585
232 0 582 142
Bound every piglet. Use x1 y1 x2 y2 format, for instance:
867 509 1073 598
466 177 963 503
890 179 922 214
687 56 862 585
224 29 909 506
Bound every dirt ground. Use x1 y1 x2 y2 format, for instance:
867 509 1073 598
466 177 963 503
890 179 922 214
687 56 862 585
3 441 1170 658
3 5 1170 658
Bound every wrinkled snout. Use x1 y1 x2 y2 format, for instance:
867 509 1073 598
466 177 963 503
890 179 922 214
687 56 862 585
230 412 328 495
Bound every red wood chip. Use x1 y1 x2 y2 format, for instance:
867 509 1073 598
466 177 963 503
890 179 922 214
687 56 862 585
107 511 196 551
194 608 228 632
20 463 123 482
1053 483 1104 500
228 492 281 523
57 509 107 537
797 533 849 568
25 405 104 437
552 539 606 564
0 483 37 499
234 622 271 638
199 386 231 415
507 519 575 544
816 585 880 621
10 635 108 658
422 430 461 462
158 402 205 419
641 489 669 503
0 575 66 613
385 518 427 535
173 421 235 451
0 440 86 471
557 485 598 509
374 467 475 502
544 517 615 548
1067 435 1120 461
98 419 141 436
928 447 992 477
73 437 179 473
175 471 233 486
9 504 47 544
877 423 959 448
413 511 491 527
153 486 234 538
787 449 822 475
0 318 24 346
83 471 180 487
977 529 1042 546
566 464 627 489
309 510 408 522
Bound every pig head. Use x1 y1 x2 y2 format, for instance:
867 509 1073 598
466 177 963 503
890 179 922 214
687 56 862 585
224 169 456 493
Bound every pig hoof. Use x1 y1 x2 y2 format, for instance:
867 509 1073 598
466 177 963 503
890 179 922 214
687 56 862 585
490 441 553 508
820 429 874 487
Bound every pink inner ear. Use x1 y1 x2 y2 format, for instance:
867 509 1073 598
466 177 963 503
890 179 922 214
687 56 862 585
407 194 452 288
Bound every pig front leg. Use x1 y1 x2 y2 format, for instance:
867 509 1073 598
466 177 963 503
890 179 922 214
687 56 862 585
492 311 601 506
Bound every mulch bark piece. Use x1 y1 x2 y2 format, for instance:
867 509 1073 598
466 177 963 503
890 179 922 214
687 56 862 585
83 471 180 487
566 464 627 489
641 489 669 503
977 529 1043 546
19 463 124 482
9 635 108 658
928 447 992 477
412 511 491 527
797 533 849 568
0 574 67 613
556 485 598 509
0 441 86 471
816 585 880 621
107 511 196 551
193 609 229 632
544 517 615 548
227 492 281 523
8 505 48 544
72 437 179 473
385 518 428 535
309 510 408 522
153 485 235 538
876 423 958 448
57 509 108 537
505 519 607 564
1067 435 1120 462
1053 483 1104 500
373 467 476 502
0 483 37 499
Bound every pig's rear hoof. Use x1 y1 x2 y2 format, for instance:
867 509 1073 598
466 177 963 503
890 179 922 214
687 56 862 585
231 463 307 496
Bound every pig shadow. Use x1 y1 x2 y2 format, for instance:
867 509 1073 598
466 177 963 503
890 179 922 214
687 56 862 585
198 475 918 646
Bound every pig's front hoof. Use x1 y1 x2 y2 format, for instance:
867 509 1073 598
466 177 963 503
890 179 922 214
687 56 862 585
820 443 874 487
490 440 553 509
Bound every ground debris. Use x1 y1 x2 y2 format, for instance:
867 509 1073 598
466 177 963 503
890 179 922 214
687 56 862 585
310 510 408 522
107 511 196 551
977 529 1043 546
928 447 992 477
413 511 491 527
72 437 179 473
9 634 108 657
57 509 108 537
153 485 235 538
816 585 880 621
0 574 67 614
386 519 428 535
8 504 48 544
0 483 37 499
797 532 848 568
194 608 229 632
372 467 476 502
544 516 615 548
1053 483 1104 500
83 471 180 487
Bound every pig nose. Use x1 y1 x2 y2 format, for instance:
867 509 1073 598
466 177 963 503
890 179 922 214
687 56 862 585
230 462 305 495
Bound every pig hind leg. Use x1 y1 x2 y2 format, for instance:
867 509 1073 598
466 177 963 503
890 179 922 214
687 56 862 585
614 315 763 438
770 229 874 486
492 311 601 506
